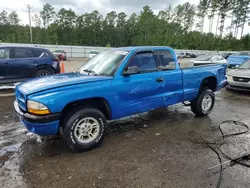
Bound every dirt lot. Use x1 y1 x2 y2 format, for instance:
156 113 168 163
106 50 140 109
0 89 250 188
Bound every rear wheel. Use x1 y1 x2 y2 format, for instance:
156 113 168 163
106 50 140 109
35 68 53 77
62 108 106 152
191 89 215 116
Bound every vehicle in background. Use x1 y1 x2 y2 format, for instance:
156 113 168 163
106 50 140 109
185 53 197 58
177 52 197 59
226 59 250 91
177 52 186 59
88 50 99 59
227 51 250 68
221 52 232 60
14 46 227 152
0 46 61 84
53 50 67 61
191 54 227 66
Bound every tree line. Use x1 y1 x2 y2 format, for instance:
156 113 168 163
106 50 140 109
0 0 250 51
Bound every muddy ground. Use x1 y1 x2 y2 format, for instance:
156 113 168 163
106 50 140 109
0 89 250 188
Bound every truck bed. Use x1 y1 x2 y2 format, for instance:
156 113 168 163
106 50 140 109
180 62 216 69
180 63 227 101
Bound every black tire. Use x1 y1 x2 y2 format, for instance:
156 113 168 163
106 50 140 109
35 68 53 77
62 108 107 152
191 89 215 117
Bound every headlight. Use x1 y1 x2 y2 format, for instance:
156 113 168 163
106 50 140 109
226 75 233 82
27 100 50 115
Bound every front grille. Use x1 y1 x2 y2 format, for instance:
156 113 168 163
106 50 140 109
16 90 26 111
233 77 250 83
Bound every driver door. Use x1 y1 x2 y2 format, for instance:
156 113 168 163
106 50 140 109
111 51 165 119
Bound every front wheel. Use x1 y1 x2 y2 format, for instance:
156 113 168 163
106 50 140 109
62 108 107 152
191 89 215 117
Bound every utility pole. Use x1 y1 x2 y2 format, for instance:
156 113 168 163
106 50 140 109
25 5 33 43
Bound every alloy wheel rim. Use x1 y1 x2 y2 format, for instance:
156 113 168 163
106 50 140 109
201 94 213 113
73 117 100 144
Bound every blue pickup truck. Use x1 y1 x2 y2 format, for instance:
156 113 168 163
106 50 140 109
14 46 227 151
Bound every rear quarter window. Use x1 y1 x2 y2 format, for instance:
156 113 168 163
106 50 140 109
33 49 53 58
154 50 176 70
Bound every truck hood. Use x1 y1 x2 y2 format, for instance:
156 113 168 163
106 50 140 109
17 73 113 95
227 69 250 78
227 55 250 65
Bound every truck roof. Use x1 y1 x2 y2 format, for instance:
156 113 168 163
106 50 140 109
117 46 173 52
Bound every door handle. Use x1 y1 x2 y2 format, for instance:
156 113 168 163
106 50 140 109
156 77 164 82
4 62 8 65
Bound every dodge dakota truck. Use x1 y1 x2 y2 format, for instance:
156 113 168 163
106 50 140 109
14 46 227 151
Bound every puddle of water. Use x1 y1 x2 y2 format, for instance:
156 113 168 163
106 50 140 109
0 143 22 157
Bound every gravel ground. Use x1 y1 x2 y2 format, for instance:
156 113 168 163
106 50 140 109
0 89 250 188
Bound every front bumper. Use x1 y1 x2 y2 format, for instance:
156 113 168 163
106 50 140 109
14 101 60 136
226 84 250 92
216 80 228 91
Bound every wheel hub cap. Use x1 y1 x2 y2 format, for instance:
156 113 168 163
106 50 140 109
202 94 213 112
74 117 100 144
39 72 48 77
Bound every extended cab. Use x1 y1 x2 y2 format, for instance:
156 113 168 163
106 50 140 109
14 46 227 151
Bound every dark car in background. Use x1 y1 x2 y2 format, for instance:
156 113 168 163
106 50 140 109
177 52 196 59
0 46 61 84
186 53 197 58
53 50 67 61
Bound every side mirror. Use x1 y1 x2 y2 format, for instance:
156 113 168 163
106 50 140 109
123 66 139 75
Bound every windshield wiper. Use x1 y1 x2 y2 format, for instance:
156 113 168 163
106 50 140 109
82 69 98 76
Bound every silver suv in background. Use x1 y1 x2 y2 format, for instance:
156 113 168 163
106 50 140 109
226 59 250 91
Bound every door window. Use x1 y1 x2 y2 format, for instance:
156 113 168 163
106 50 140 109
0 49 10 59
154 50 176 70
32 49 50 58
14 48 34 58
127 52 157 73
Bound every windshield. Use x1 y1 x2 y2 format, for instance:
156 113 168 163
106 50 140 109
196 55 212 61
239 60 250 69
79 50 128 76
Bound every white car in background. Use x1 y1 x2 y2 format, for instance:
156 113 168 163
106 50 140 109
88 50 99 59
191 54 227 66
226 59 250 91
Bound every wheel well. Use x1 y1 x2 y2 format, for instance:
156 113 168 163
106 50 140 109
60 97 112 125
199 76 217 92
36 65 55 73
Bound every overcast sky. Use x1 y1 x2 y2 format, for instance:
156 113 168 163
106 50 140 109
1 0 249 36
